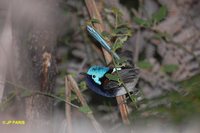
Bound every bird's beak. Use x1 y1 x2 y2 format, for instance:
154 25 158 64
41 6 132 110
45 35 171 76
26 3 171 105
80 72 87 76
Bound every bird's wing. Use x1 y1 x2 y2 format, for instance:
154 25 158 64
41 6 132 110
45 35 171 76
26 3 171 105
103 67 139 90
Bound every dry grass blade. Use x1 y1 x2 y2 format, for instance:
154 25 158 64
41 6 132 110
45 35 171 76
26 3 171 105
65 76 73 133
116 96 130 125
67 75 105 133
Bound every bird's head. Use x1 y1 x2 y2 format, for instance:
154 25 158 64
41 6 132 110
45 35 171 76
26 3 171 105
81 66 110 85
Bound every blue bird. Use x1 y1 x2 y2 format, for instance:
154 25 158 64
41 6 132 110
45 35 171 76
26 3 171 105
83 65 139 97
82 25 140 97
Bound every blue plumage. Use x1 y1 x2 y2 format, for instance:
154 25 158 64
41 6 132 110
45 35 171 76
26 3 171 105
83 25 140 97
84 65 139 97
87 66 110 85
84 71 116 97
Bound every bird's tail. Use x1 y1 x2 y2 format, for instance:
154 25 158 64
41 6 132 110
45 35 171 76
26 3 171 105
86 25 120 60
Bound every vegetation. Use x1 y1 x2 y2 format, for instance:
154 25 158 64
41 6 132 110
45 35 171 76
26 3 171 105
1 0 200 132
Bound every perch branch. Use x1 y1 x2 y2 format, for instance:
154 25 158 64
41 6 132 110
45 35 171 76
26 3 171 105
84 0 112 64
84 0 130 125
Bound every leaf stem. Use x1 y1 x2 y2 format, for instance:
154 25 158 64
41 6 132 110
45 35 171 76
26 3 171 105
3 80 80 109
35 91 80 109
111 54 137 106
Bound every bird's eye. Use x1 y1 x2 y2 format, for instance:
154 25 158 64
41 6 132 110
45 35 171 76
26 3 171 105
92 75 96 78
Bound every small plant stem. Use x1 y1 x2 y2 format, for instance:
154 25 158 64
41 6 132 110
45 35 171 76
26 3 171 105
67 75 105 133
65 76 73 133
4 79 80 109
112 56 137 105
116 95 129 125
35 91 80 109
84 0 130 125
84 0 112 64
0 92 16 110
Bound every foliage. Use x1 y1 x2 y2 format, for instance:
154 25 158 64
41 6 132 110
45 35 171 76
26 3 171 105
79 81 87 91
134 6 167 28
133 74 200 123
162 64 179 73
105 73 120 83
79 105 92 114
137 60 153 69
104 7 132 53
90 18 100 24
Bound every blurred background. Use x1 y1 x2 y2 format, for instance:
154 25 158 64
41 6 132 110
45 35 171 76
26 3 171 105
0 0 200 133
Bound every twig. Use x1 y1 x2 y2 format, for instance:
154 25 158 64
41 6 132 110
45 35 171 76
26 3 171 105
35 91 80 109
67 75 104 133
1 79 80 109
65 76 73 133
111 55 135 103
84 0 130 125
116 95 129 124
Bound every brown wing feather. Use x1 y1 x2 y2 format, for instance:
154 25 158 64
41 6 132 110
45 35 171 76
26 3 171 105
103 67 139 90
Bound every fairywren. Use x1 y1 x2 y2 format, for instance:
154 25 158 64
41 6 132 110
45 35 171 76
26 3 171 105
82 25 140 97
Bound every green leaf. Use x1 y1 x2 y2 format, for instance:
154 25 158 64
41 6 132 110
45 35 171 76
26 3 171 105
152 6 167 23
119 36 128 43
153 31 172 42
137 60 153 69
70 93 77 101
112 27 129 35
79 105 92 114
162 64 178 73
116 57 128 66
153 32 164 40
90 18 100 24
105 73 120 82
111 36 128 52
104 8 112 13
79 81 87 91
101 31 112 39
111 7 123 17
130 95 137 102
133 17 152 28
112 43 123 52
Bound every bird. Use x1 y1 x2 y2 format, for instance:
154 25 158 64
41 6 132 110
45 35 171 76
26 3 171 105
81 25 140 97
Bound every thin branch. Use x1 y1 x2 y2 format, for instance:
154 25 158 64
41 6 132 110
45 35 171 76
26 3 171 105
65 76 73 133
1 80 80 109
116 95 129 125
84 0 112 64
35 91 80 109
84 0 130 125
67 75 105 133
112 56 137 105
